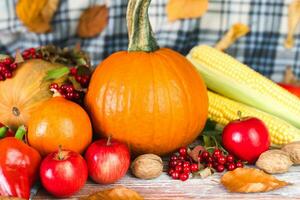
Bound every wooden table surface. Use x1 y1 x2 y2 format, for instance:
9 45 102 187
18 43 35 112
34 166 300 200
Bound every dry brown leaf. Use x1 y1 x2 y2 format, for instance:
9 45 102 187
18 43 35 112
77 5 109 38
215 23 250 51
188 145 205 162
284 0 300 48
166 0 208 22
81 186 144 200
16 0 59 33
221 168 289 193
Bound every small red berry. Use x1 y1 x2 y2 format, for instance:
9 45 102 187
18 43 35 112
236 161 244 168
175 165 183 172
9 63 17 70
29 48 36 54
65 85 74 93
190 163 198 172
197 155 202 162
70 67 77 76
4 71 12 78
168 169 175 176
66 92 74 99
178 155 185 161
207 156 213 163
179 147 187 156
49 83 59 90
3 57 13 65
216 165 225 172
183 161 190 168
226 155 235 163
0 75 4 81
73 92 80 99
213 162 219 168
170 155 178 161
183 166 190 173
217 156 226 165
206 163 213 168
75 75 82 82
31 54 37 59
201 151 209 159
179 173 189 181
171 171 180 179
227 163 236 171
169 160 178 168
212 149 221 159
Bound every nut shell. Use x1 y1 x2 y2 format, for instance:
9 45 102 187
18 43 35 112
256 150 293 174
282 141 300 164
131 154 163 179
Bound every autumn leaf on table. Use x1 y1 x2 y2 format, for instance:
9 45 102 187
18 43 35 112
166 0 208 22
77 5 109 38
221 168 289 193
215 23 250 51
284 0 300 49
16 0 60 33
81 186 144 200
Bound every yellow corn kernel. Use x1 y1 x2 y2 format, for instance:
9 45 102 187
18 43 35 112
208 91 300 147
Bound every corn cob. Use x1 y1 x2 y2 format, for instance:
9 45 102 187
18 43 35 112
208 91 300 146
187 45 300 129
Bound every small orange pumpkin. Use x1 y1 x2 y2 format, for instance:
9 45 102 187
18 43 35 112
28 96 92 156
0 59 63 129
85 0 208 155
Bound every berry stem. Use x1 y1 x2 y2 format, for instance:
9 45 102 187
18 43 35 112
237 110 243 121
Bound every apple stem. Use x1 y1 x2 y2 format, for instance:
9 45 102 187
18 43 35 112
58 145 64 160
107 135 111 146
237 110 242 121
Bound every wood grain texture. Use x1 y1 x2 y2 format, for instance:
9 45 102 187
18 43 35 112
34 166 300 200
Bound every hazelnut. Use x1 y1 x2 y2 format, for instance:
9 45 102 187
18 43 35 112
131 154 163 179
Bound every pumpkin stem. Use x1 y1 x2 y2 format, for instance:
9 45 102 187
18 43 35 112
14 125 27 141
0 126 8 138
127 0 159 52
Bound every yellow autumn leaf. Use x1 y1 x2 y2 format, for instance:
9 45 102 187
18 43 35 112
81 186 144 200
166 0 208 22
215 23 250 51
284 0 300 49
221 168 289 193
16 0 59 33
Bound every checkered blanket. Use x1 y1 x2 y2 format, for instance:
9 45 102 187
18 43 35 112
0 0 299 81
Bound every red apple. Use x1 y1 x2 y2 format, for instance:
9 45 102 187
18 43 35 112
278 83 300 98
40 149 88 197
84 138 130 184
0 123 14 138
222 115 270 164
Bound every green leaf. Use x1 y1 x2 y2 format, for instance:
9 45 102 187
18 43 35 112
44 67 70 81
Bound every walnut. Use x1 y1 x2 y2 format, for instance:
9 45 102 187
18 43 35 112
282 141 300 164
131 154 163 179
256 150 293 174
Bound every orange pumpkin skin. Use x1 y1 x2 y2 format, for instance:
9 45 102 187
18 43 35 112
28 97 92 156
85 48 208 155
0 59 64 129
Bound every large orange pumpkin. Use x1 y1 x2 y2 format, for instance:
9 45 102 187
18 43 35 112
0 59 63 129
85 0 208 155
28 96 92 156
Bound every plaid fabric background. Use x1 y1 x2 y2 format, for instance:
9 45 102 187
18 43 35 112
0 0 299 81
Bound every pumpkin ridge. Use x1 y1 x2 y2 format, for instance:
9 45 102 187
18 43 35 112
157 50 192 146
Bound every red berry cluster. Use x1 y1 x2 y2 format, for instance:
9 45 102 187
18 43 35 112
22 48 42 60
49 83 80 100
69 67 90 87
168 147 199 181
198 149 243 172
0 57 15 81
